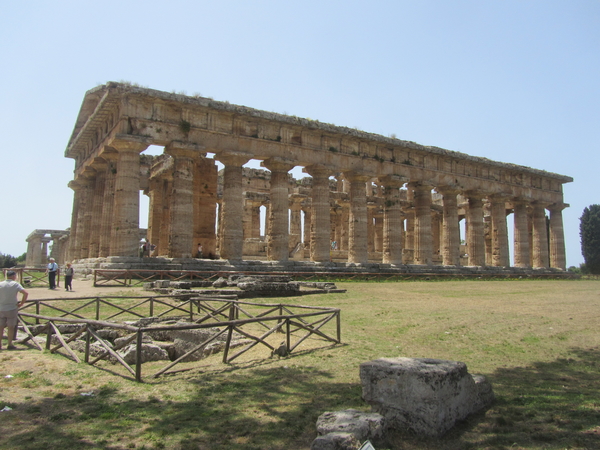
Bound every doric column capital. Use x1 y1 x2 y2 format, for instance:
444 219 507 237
261 157 295 173
110 135 151 153
408 181 433 192
548 202 569 212
435 185 461 196
214 151 251 167
379 174 408 188
165 141 205 159
343 171 371 183
304 164 333 178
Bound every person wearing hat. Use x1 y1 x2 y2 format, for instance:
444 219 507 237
46 258 59 289
0 270 28 350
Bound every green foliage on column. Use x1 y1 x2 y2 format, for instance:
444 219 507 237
580 204 600 274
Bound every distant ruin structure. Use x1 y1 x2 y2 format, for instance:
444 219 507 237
25 229 70 266
63 82 572 271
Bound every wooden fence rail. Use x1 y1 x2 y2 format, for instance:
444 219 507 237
16 295 341 382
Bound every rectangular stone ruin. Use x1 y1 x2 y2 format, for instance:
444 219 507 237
360 357 494 437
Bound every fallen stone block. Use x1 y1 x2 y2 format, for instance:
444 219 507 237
316 409 385 443
360 357 494 437
310 432 361 450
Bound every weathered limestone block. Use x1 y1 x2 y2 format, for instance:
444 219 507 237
316 409 385 443
236 281 300 295
310 432 360 450
118 343 170 364
360 357 494 437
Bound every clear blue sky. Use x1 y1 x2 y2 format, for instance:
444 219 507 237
1 0 598 267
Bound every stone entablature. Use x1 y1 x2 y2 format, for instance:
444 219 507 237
64 83 572 270
26 229 70 266
66 82 571 203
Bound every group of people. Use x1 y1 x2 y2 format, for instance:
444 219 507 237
46 258 74 291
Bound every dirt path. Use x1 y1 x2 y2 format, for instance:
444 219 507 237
23 277 144 300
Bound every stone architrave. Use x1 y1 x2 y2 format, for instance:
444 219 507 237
513 199 531 268
380 175 406 265
532 202 550 268
437 187 461 266
111 139 149 256
410 182 433 265
215 152 251 260
262 158 295 261
548 203 567 270
305 165 332 263
165 143 199 258
345 172 370 264
466 193 485 266
488 195 510 267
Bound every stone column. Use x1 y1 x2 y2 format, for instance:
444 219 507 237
215 152 251 260
158 178 173 257
374 212 384 253
513 199 531 268
99 156 117 257
302 207 311 251
88 161 107 258
50 234 62 263
367 205 376 253
29 235 43 266
67 179 83 261
41 238 50 263
381 176 405 265
262 158 295 261
305 165 332 262
74 176 94 260
410 183 433 265
111 139 148 256
466 193 485 266
147 176 164 256
165 144 197 258
289 195 304 251
488 195 510 267
25 237 36 267
532 202 550 268
345 172 370 264
437 187 461 266
193 155 218 258
548 203 567 270
339 201 349 252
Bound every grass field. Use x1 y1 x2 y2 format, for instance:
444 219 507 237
1 280 599 449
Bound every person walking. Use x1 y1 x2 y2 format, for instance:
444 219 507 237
46 258 58 289
64 263 74 291
0 270 28 350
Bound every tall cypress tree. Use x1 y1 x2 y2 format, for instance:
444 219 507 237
580 204 600 274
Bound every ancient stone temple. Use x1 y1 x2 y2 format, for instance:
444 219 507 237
64 82 572 271
25 230 70 266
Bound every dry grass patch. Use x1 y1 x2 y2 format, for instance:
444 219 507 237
0 280 599 449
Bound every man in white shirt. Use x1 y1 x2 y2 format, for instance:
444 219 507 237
46 257 58 289
0 270 28 350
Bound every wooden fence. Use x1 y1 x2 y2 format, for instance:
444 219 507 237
16 295 341 382
3 267 61 287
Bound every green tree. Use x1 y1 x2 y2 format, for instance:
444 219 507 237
580 204 600 274
0 252 18 268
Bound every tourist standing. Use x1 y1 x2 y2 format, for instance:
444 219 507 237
197 243 203 258
0 270 28 350
46 257 58 289
64 263 74 291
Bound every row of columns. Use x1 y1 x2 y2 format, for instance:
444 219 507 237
68 142 567 270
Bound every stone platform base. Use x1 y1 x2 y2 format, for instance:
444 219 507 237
71 256 574 279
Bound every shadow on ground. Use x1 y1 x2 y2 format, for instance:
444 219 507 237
2 348 599 450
